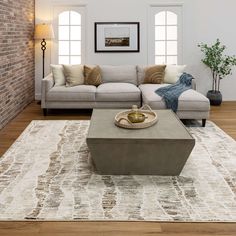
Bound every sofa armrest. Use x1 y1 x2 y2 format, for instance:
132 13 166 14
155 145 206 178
41 73 54 108
192 79 196 90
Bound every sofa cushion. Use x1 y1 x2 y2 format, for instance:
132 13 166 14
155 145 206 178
139 84 210 111
47 85 96 102
84 65 102 86
144 65 166 84
99 65 137 85
139 84 166 109
63 64 84 87
164 65 186 84
96 83 141 102
51 64 66 86
178 89 210 111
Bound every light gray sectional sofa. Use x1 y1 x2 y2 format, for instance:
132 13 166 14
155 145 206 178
41 65 210 126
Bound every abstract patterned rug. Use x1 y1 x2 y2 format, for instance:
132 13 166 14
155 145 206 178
0 120 236 221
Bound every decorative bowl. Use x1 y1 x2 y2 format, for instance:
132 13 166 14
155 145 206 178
127 112 146 123
115 104 158 129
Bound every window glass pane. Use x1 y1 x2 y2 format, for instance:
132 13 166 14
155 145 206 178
58 10 83 65
167 11 177 25
155 26 165 40
59 26 69 40
70 56 81 64
155 56 166 65
167 41 177 55
59 41 69 55
59 11 69 25
155 11 166 25
70 11 81 25
167 56 177 65
59 56 70 64
71 41 81 55
167 26 177 40
155 41 165 55
70 26 81 40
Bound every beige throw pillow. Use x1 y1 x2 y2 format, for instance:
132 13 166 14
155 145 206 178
144 65 166 84
164 65 186 84
51 64 66 86
84 65 102 86
63 64 84 87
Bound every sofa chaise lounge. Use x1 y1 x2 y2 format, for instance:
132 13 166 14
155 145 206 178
41 65 210 126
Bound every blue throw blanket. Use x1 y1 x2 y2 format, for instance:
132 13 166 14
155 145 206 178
155 73 193 112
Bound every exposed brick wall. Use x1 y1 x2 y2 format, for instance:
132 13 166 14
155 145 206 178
0 0 35 129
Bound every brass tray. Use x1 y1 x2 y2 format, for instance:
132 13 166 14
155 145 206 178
114 104 158 129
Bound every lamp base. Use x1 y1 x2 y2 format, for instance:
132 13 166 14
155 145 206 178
41 39 46 78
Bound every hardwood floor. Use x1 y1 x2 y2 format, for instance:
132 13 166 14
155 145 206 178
209 101 236 139
0 221 236 236
0 101 236 236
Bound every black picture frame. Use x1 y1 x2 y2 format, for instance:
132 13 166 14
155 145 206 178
95 22 140 53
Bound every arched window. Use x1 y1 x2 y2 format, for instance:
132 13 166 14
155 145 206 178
58 11 82 64
155 11 178 65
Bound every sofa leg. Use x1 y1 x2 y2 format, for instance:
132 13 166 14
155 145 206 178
202 119 206 127
43 109 48 116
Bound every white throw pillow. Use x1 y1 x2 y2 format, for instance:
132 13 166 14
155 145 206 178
164 65 186 84
51 64 66 86
63 64 84 87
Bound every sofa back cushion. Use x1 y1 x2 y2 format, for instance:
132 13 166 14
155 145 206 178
99 65 138 85
137 65 151 85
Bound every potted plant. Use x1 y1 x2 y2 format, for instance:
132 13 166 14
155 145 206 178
198 39 236 105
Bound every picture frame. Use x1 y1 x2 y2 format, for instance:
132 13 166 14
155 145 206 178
95 22 140 53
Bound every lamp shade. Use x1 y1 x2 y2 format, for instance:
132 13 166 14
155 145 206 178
34 23 55 40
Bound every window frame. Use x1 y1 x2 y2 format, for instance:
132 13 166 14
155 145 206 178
148 4 183 65
52 6 86 65
155 11 178 65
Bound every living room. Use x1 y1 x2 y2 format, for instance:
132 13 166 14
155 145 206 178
0 0 236 235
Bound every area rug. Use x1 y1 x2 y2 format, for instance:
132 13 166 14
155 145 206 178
0 120 236 221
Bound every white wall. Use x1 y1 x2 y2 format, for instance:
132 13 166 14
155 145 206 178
35 0 236 100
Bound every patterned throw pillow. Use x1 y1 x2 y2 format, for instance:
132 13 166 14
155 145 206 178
84 65 102 86
144 65 166 84
63 64 84 87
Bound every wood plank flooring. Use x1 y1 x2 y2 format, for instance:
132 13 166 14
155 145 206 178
0 101 236 236
0 221 236 236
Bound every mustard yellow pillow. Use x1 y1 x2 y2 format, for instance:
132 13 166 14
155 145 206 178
84 65 102 86
144 65 166 84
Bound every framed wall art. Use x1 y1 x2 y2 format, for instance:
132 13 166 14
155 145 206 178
95 22 140 52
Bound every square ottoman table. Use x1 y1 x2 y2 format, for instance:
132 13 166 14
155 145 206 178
86 109 195 175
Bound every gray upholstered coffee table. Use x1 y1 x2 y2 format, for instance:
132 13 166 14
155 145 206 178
86 109 195 175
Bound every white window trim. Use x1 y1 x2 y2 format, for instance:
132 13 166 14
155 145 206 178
52 5 86 65
148 4 183 65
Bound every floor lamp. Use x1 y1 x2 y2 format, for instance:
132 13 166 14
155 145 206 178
34 23 54 78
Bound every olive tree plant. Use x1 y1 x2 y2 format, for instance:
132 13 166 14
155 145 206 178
198 39 236 92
